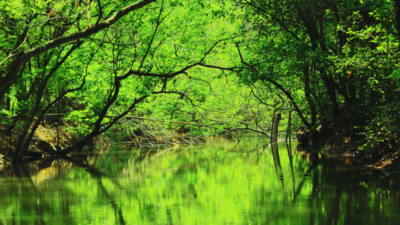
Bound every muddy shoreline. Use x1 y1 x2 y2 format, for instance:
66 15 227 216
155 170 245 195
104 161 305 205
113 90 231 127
2 122 400 177
319 136 400 176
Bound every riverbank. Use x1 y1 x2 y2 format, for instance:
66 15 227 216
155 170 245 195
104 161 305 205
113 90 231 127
324 132 400 176
3 118 399 177
0 120 111 163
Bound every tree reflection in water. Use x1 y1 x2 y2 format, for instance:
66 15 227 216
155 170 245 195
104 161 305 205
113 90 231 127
0 137 399 224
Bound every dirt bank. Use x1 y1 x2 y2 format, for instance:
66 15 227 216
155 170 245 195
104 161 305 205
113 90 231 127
324 132 400 176
0 120 111 163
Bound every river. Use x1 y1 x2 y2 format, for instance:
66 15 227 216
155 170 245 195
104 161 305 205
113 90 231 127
0 135 399 224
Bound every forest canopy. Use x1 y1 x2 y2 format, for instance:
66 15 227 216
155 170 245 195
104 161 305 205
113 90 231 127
1 0 400 162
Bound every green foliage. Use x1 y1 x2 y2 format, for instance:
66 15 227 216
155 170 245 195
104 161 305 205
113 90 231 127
1 0 400 153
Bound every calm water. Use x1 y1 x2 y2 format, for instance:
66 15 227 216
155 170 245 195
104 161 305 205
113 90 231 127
0 136 399 225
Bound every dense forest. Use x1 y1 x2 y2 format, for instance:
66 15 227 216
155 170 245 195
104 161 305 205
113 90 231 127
1 0 400 166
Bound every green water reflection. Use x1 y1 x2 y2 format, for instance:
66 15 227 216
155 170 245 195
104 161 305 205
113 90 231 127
0 136 399 225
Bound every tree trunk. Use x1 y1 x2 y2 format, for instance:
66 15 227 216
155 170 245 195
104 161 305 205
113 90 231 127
270 108 276 142
304 65 318 144
286 104 292 142
273 112 281 142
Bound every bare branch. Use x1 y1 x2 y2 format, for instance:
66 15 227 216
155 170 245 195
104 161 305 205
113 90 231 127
236 43 311 128
138 0 164 72
95 0 103 26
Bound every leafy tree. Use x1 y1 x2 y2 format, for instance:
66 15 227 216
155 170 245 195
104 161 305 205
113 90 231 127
0 0 246 162
234 0 400 146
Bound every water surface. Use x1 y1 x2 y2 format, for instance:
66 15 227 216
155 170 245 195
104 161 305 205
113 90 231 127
0 136 399 224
